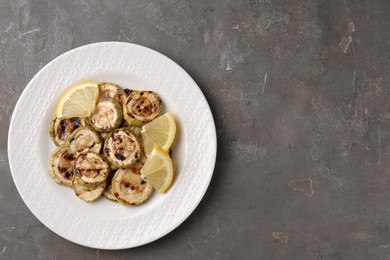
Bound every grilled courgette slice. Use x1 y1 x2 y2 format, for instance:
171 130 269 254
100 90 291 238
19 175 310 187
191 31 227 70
112 167 153 206
68 126 102 155
123 90 162 126
74 153 110 185
49 145 75 187
73 176 106 202
103 128 141 169
50 116 87 146
89 99 123 132
98 82 127 106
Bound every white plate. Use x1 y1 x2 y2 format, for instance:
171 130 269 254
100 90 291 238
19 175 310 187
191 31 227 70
8 42 217 249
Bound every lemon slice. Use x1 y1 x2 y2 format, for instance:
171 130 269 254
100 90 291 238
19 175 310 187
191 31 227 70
141 112 176 156
140 146 173 193
56 82 99 119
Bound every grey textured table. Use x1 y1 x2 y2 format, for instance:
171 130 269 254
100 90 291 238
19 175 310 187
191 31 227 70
1 0 390 259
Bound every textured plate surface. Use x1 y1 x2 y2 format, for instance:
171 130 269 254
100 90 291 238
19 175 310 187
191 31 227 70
8 42 217 249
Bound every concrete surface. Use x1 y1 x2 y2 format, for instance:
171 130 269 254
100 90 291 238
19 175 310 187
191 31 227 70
1 0 390 259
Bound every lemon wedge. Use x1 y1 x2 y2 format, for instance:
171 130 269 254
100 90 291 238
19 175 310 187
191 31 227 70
56 82 99 119
140 146 173 193
141 112 176 156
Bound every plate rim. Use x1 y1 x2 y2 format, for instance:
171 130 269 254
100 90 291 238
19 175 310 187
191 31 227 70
8 41 217 249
